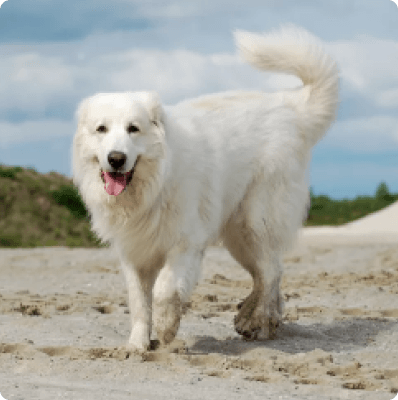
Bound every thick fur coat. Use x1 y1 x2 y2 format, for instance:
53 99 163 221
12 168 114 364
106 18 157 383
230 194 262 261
72 25 339 351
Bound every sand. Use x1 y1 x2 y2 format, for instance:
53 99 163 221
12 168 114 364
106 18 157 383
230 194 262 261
1 205 398 399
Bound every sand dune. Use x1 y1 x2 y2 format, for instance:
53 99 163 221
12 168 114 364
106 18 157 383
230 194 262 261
301 202 398 244
345 201 398 233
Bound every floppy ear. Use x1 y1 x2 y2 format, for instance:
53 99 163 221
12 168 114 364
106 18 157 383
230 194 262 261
140 91 165 128
75 97 90 128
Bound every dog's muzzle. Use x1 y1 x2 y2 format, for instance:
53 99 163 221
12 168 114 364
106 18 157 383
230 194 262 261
100 160 137 196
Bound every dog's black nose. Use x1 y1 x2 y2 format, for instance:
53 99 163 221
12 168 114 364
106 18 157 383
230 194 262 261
108 151 127 170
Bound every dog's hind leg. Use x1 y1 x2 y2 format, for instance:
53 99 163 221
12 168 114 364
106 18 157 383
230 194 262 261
153 249 204 345
223 211 284 340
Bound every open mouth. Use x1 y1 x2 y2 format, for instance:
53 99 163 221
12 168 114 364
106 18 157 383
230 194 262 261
100 161 137 196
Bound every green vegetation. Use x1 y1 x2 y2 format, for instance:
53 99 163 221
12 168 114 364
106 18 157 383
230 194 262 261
0 163 396 247
49 185 87 219
0 164 103 248
306 182 398 226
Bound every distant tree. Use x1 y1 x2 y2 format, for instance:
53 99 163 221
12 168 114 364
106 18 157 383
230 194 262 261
375 181 390 199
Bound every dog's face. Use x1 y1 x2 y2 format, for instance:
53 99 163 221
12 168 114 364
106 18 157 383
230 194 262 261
73 91 166 198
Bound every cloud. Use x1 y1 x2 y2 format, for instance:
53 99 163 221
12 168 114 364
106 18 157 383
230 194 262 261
0 41 301 120
0 0 151 43
3 30 397 116
322 115 398 153
327 37 398 100
0 5 397 158
0 119 74 147
376 88 398 108
101 48 301 101
1 0 395 46
0 52 76 118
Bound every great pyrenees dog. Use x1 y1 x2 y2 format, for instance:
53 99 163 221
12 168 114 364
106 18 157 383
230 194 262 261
72 25 338 351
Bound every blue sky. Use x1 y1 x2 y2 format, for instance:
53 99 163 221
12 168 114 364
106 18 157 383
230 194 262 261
0 0 397 199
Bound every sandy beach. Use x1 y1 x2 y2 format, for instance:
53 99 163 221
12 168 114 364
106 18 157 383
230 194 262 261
1 225 398 399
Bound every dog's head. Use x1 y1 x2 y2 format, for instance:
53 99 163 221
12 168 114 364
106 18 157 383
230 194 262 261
72 91 167 204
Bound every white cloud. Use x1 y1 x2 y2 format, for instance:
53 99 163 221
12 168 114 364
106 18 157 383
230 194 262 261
0 52 75 115
132 0 276 20
0 119 74 147
0 40 301 117
101 48 300 102
327 36 398 100
135 2 200 19
0 28 397 155
322 115 398 152
376 88 398 108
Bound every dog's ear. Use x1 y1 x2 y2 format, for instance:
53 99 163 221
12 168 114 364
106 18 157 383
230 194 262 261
76 97 90 127
139 91 165 128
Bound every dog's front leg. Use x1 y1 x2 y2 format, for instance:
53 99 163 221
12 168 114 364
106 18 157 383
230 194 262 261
153 249 204 345
121 262 157 352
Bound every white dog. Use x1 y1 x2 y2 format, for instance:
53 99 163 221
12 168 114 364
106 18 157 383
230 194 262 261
72 25 338 351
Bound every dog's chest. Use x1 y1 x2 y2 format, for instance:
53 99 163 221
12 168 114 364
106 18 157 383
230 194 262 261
111 205 180 263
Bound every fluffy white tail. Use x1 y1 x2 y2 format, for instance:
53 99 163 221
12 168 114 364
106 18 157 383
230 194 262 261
234 25 339 147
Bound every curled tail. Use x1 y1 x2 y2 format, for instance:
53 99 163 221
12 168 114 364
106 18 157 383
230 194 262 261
234 25 339 147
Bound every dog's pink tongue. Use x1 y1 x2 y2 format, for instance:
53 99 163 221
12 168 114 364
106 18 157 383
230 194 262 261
102 172 127 196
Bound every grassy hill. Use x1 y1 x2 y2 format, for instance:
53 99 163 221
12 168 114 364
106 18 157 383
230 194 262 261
0 164 396 248
0 164 100 248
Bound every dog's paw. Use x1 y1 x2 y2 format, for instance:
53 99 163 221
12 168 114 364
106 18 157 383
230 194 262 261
234 292 281 340
127 321 151 352
125 341 150 356
153 292 182 345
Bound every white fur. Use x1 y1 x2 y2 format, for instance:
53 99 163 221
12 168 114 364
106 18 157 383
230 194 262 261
72 25 339 351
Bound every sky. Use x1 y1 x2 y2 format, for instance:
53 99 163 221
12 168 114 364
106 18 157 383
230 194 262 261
0 0 397 199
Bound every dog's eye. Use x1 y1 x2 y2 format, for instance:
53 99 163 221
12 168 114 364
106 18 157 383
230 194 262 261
96 125 107 133
127 124 139 133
